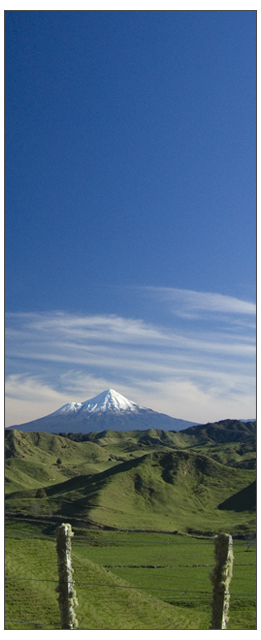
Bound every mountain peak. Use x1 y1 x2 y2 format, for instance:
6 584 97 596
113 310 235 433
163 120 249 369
7 387 199 433
51 389 140 417
81 389 139 413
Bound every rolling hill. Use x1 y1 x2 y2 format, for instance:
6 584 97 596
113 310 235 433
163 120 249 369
5 419 256 536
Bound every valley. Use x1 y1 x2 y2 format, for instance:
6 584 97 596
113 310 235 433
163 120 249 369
5 419 256 629
5 419 256 535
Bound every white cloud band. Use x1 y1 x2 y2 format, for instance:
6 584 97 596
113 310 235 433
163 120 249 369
5 288 256 426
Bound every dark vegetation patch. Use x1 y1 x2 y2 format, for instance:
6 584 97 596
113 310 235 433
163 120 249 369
218 480 256 512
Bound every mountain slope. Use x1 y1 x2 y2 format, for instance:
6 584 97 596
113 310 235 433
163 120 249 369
54 389 139 414
184 419 256 444
7 389 198 434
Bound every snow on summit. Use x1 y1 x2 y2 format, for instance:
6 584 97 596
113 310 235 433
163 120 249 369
7 387 198 432
56 402 83 414
53 389 140 416
81 389 139 413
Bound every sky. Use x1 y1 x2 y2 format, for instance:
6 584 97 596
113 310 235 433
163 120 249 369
5 9 256 427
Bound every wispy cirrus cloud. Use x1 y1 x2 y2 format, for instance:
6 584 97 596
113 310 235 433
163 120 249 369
142 286 256 321
5 288 256 427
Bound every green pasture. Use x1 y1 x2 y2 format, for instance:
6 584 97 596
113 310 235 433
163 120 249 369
5 520 256 630
5 426 256 628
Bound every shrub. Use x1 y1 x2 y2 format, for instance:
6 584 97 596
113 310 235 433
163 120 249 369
35 488 47 498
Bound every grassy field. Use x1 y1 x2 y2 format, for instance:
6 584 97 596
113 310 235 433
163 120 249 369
5 425 256 629
5 519 256 630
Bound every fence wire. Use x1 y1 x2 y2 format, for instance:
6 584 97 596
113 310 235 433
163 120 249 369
5 530 255 546
5 526 256 631
5 575 256 598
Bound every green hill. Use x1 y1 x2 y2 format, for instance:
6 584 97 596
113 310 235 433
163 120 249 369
184 419 256 444
49 449 255 534
5 429 117 493
5 428 256 536
5 423 256 630
5 522 211 630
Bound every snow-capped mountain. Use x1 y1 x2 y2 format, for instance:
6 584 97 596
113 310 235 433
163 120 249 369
54 389 140 415
6 388 199 434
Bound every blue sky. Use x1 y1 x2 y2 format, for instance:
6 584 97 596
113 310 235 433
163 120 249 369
5 10 256 427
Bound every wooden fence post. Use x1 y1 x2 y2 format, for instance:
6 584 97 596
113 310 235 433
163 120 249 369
56 522 78 629
209 533 233 629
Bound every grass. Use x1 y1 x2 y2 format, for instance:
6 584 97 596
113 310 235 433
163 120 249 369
5 520 256 630
5 426 256 629
5 433 256 536
5 429 115 494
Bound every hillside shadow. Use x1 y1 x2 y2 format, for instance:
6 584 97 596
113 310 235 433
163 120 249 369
46 454 148 497
46 454 149 519
218 480 256 512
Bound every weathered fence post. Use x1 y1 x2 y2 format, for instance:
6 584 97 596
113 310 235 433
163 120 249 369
209 533 233 629
56 522 78 629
